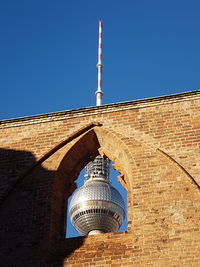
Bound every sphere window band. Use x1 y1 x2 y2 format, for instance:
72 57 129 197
69 200 125 217
71 207 123 225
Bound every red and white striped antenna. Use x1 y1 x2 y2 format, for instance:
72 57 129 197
96 20 103 106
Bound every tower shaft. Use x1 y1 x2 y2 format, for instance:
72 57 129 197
96 20 103 106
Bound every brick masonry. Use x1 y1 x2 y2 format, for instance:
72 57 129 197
0 90 200 266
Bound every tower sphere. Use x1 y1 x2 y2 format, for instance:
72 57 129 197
69 156 125 236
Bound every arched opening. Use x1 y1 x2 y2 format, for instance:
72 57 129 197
47 126 133 250
37 123 200 262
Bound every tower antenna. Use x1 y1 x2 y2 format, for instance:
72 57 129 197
96 20 103 106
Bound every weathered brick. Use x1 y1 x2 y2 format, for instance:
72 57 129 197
0 91 200 266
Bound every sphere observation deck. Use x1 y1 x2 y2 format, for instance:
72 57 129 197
69 156 125 236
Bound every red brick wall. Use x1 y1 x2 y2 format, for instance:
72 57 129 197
0 91 200 266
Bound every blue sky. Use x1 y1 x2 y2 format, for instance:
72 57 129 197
1 0 200 120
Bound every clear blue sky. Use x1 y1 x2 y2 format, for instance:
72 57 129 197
1 0 200 120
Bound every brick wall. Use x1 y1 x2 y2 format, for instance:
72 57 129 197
0 91 200 266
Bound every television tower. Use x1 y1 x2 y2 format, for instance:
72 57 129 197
69 21 125 235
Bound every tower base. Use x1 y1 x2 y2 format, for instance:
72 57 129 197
88 230 105 235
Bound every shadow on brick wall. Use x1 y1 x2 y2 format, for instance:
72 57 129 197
0 148 84 267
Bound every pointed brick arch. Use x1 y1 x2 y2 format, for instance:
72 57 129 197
51 125 136 198
44 122 200 256
46 124 137 250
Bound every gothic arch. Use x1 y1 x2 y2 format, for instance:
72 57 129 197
44 123 136 250
45 124 136 198
40 122 200 257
